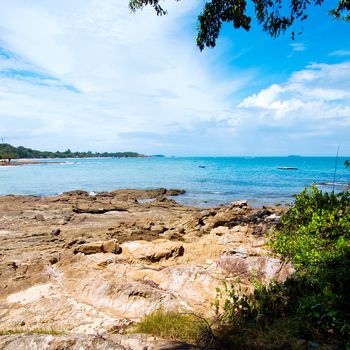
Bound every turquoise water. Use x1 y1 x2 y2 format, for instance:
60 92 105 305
0 157 349 207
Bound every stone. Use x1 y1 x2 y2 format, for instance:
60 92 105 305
49 256 59 264
0 334 125 350
210 226 229 236
122 240 184 262
230 200 248 208
51 228 61 236
73 201 118 214
74 242 104 254
150 224 166 233
74 240 121 255
35 214 44 221
102 240 121 254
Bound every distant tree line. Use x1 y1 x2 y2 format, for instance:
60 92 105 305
0 143 145 161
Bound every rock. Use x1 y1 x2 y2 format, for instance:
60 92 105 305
165 189 186 196
51 228 61 236
264 213 281 224
0 334 125 350
230 200 248 208
215 255 294 282
35 214 44 221
74 240 121 255
150 224 166 233
122 240 184 262
210 226 230 236
103 240 122 254
0 333 199 350
49 256 59 264
73 202 119 214
74 241 104 254
62 190 90 196
66 238 86 247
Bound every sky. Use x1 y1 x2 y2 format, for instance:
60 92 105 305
0 0 349 156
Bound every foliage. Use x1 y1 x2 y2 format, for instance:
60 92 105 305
0 143 145 159
270 186 350 338
0 152 18 162
133 187 350 349
132 309 207 344
129 0 350 50
213 186 350 349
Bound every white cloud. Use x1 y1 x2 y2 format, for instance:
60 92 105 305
329 49 350 57
0 1 349 155
290 42 306 52
0 0 251 152
233 62 350 154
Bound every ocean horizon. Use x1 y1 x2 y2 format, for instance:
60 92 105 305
1 156 349 207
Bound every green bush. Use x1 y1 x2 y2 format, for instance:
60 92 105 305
271 186 350 337
212 186 350 349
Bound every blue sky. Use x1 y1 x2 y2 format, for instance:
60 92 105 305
0 0 349 156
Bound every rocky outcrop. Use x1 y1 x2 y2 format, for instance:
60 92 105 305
0 188 291 345
74 239 121 254
122 240 184 262
0 334 199 350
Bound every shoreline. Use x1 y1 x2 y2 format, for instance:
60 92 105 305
0 187 290 344
0 160 66 166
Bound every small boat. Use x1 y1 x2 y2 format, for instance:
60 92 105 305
198 165 206 169
277 166 298 170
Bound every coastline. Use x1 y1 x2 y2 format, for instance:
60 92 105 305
0 187 291 347
0 159 66 166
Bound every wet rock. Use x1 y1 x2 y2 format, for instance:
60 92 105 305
63 190 90 196
230 200 248 208
166 189 186 196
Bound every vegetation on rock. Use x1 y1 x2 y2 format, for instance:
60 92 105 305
135 186 350 349
132 310 206 344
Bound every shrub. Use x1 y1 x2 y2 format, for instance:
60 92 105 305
213 186 350 349
132 309 207 344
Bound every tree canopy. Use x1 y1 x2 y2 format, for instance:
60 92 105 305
129 0 350 50
0 143 145 159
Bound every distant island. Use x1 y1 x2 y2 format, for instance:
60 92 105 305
0 143 151 162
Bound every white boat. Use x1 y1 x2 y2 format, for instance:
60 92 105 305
277 166 298 170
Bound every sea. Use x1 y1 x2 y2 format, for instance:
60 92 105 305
0 157 349 207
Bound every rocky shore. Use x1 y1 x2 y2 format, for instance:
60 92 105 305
0 188 293 349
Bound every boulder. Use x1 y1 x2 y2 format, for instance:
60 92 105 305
230 200 248 208
122 240 184 262
74 240 121 255
210 226 230 236
73 202 120 214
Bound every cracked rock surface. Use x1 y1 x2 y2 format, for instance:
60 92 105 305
0 189 293 348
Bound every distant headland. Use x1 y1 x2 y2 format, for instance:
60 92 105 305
0 143 163 163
